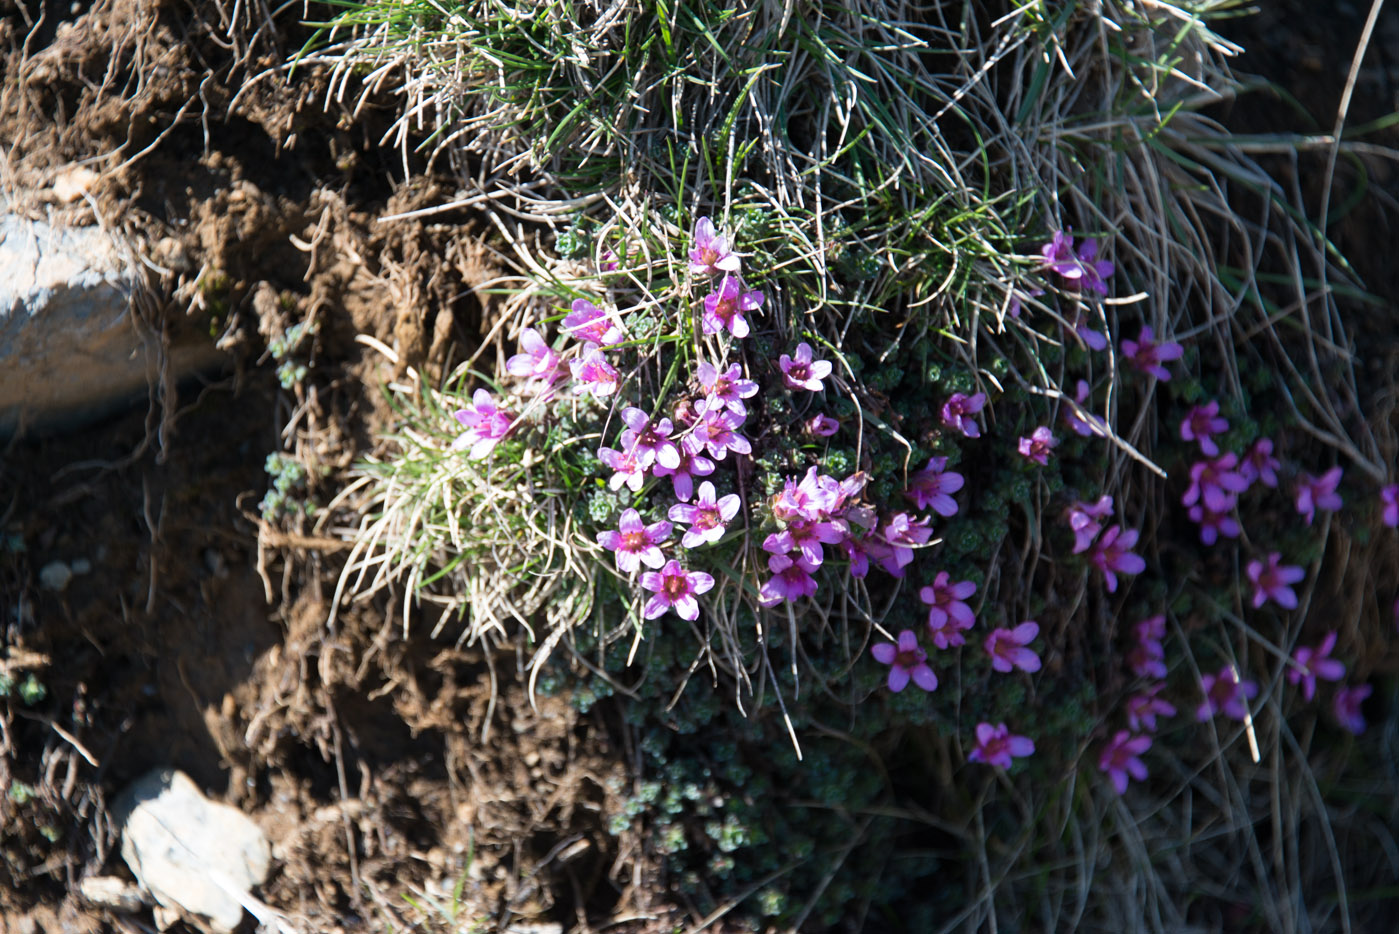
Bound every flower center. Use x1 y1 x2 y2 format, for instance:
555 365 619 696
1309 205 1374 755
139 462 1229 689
894 649 922 669
694 507 720 530
787 362 809 381
663 574 690 600
622 530 648 551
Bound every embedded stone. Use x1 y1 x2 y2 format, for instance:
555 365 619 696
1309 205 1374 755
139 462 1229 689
114 769 270 934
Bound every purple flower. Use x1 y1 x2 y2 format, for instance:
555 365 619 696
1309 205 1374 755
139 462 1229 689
640 559 714 621
1246 552 1305 610
985 621 1041 673
1040 230 1079 277
672 397 702 430
779 342 833 392
1182 454 1250 514
1288 631 1346 702
940 392 986 438
1188 504 1240 545
451 389 514 459
1063 379 1107 438
570 346 621 397
689 216 741 276
838 532 885 580
878 512 933 575
806 414 840 437
1090 525 1146 592
1065 496 1113 554
702 275 763 339
871 630 938 693
692 407 752 460
1382 484 1399 528
596 508 671 574
598 445 648 492
1006 287 1043 319
1196 667 1258 722
763 520 843 568
652 435 715 501
1074 239 1115 295
1070 311 1109 352
1295 466 1343 526
758 553 819 605
1128 615 1168 680
1040 229 1114 295
695 361 759 416
772 466 840 523
1238 437 1281 488
1017 426 1057 465
668 480 741 548
619 406 680 470
1126 685 1176 733
1180 400 1228 456
919 572 977 648
505 327 564 386
968 722 1034 769
1121 326 1184 381
1333 684 1371 734
833 472 870 516
1098 731 1151 794
904 457 965 517
1135 614 1167 643
563 299 626 346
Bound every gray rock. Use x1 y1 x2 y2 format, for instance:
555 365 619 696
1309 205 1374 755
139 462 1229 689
0 211 225 437
114 768 271 934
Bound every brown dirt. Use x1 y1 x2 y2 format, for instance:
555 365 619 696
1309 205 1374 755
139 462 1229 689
0 1 665 931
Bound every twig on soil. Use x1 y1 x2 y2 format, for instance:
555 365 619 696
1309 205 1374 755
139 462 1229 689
16 712 99 768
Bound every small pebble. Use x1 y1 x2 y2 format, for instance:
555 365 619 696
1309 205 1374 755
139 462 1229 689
203 548 227 578
38 561 73 591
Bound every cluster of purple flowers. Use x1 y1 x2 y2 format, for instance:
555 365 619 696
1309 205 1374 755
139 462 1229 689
760 459 968 607
585 218 770 617
1060 496 1145 593
1029 227 1384 791
449 214 1393 793
1096 615 1175 793
447 296 631 458
1175 395 1359 551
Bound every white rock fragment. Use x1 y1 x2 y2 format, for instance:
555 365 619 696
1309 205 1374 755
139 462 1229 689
38 560 73 591
114 769 271 934
79 875 146 913
51 166 99 204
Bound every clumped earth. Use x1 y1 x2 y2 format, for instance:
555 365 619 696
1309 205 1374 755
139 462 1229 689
2 0 653 930
2 0 1397 932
